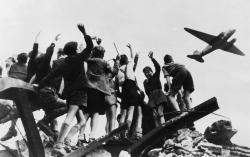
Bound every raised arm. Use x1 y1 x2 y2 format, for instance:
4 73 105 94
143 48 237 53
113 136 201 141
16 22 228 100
77 24 94 61
133 53 139 71
40 34 61 68
148 51 160 77
126 43 139 71
26 32 40 81
126 43 134 59
96 38 102 45
30 31 40 59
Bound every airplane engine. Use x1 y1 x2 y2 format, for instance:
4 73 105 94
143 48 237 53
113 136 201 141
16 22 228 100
218 32 224 39
229 38 237 44
223 38 236 50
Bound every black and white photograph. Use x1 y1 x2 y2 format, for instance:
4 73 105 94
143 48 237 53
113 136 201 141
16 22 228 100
0 0 249 156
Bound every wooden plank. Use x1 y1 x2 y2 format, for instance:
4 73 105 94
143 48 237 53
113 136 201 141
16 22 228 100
127 97 219 156
65 123 129 157
0 78 45 157
13 89 45 157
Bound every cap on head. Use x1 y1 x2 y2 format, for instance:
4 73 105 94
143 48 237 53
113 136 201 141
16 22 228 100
91 46 105 58
143 66 152 73
63 41 78 55
120 54 128 66
164 54 174 64
17 53 28 64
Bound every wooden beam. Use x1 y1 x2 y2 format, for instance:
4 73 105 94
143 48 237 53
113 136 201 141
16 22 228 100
127 97 219 155
0 78 45 157
14 89 45 157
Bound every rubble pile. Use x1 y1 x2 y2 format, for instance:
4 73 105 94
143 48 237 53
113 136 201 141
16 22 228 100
148 127 250 157
148 128 219 157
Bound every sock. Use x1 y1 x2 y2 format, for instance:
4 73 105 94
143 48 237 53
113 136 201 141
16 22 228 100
65 125 79 139
56 123 70 144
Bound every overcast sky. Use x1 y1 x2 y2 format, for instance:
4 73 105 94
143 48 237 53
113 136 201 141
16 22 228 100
0 0 250 146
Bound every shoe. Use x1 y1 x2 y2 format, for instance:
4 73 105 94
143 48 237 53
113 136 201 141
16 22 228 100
64 138 72 153
88 138 96 143
76 139 88 147
0 128 17 141
64 137 79 152
130 131 142 142
51 143 66 157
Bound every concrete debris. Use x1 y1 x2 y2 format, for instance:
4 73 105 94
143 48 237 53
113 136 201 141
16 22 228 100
148 128 250 157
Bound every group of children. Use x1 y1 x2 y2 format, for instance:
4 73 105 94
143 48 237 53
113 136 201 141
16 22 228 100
0 24 195 156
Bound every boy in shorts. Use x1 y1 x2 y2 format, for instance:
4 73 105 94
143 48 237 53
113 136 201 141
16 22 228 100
38 24 93 156
143 51 167 126
162 54 194 112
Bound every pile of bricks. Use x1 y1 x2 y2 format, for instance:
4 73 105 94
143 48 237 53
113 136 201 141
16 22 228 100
148 128 250 157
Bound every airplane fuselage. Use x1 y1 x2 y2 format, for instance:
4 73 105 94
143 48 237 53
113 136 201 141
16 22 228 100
185 27 244 62
200 29 236 56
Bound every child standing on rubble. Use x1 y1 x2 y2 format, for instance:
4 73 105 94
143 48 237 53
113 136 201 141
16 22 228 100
117 44 143 139
162 54 194 112
143 51 168 126
38 24 93 156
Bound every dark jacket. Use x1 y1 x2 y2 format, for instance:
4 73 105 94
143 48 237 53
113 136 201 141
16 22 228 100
39 35 93 98
26 43 38 82
8 63 27 81
51 58 65 91
34 43 55 84
162 62 186 77
143 58 162 96
84 58 113 95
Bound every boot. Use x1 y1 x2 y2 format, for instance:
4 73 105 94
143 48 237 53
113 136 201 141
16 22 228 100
76 134 88 147
64 138 73 153
51 142 66 157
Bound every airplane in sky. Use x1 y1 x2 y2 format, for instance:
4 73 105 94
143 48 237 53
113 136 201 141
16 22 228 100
184 28 245 63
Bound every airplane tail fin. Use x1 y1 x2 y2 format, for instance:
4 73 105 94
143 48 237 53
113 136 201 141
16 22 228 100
187 50 204 63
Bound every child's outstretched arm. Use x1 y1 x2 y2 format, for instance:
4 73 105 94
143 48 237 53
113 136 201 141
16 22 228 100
148 51 161 77
126 43 134 59
77 24 94 61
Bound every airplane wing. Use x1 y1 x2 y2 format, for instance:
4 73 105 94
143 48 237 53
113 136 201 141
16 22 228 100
223 45 245 56
184 28 216 44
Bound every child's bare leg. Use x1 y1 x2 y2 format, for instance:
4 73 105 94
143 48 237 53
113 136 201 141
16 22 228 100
56 105 79 144
183 90 192 110
78 112 89 140
106 105 117 133
157 104 165 125
126 106 135 129
134 105 142 137
66 109 87 141
119 109 127 125
167 95 180 111
89 113 99 140
105 113 109 134
109 105 117 132
153 108 160 127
